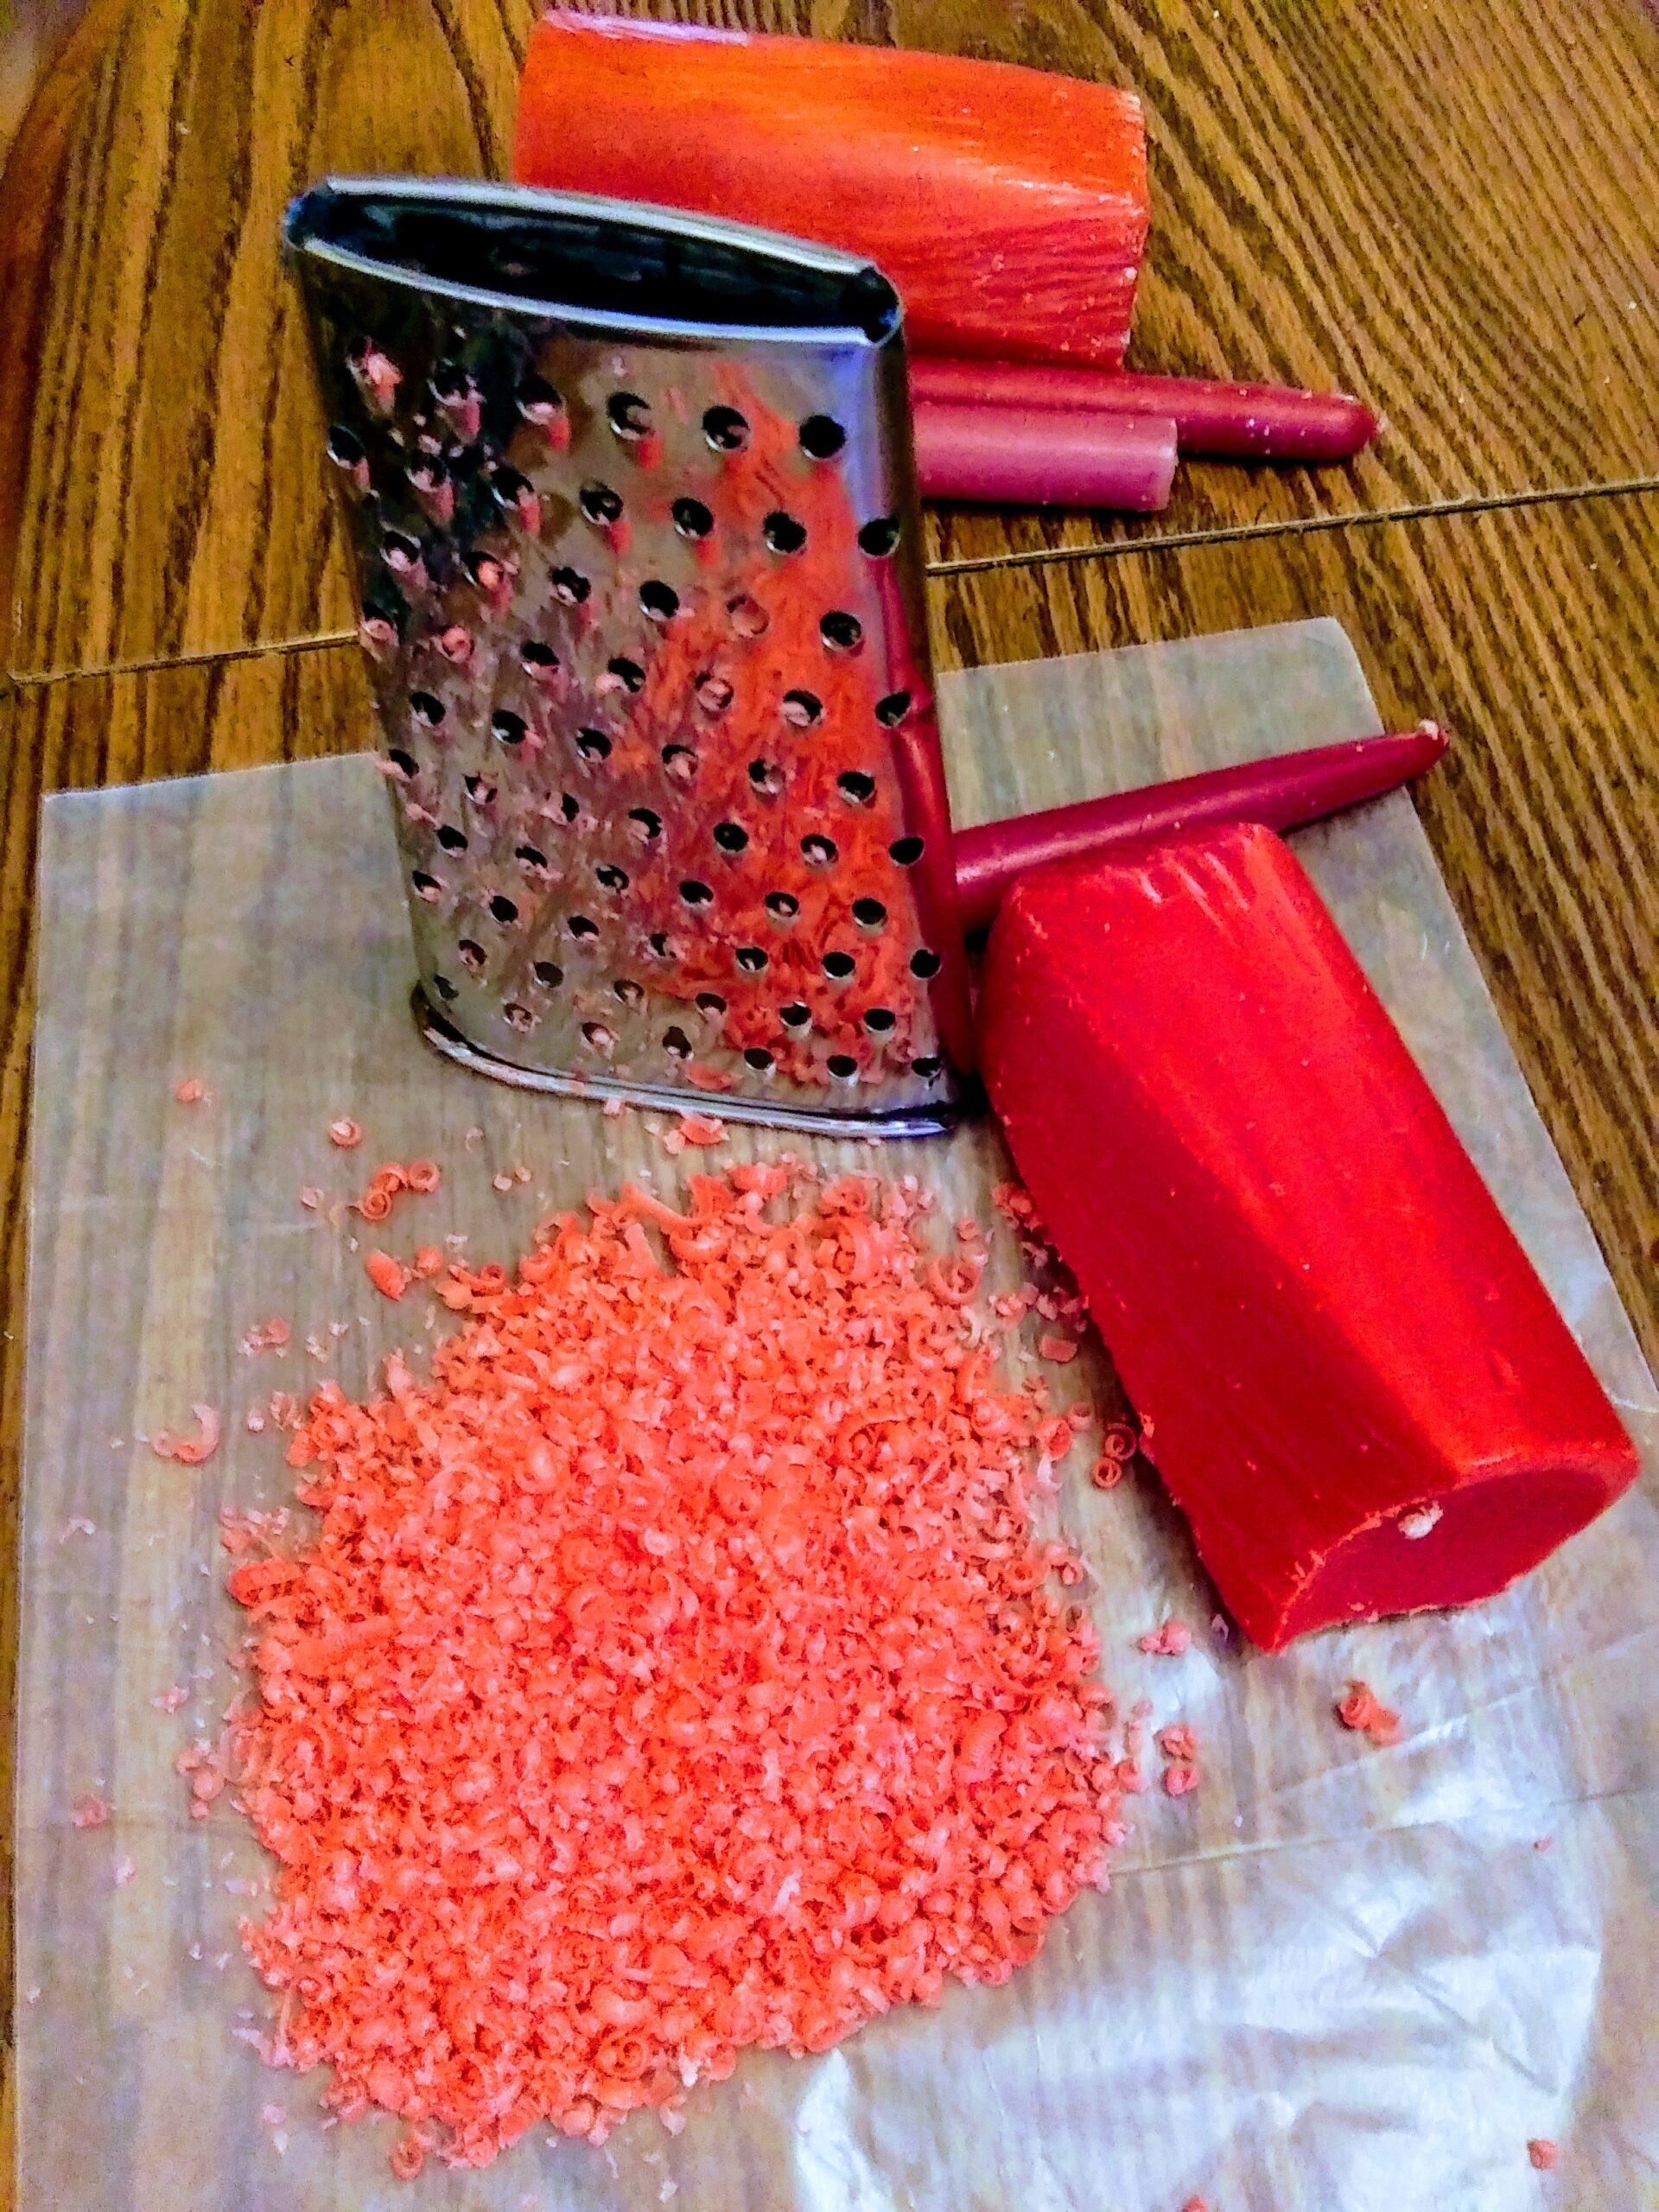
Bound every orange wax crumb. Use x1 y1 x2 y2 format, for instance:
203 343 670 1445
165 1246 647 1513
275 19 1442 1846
328 1118 364 1150
150 1404 222 1465
72 1793 111 1829
1528 2139 1559 2171
175 1077 206 1104
365 1250 408 1300
1162 1764 1200 1797
1038 1334 1079 1363
241 1319 291 1356
1335 1681 1403 1748
677 1114 727 1147
1138 1620 1192 1656
413 1246 444 1280
225 1167 1122 2169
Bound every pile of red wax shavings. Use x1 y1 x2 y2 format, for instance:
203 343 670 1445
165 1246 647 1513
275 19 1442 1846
220 1164 1124 2172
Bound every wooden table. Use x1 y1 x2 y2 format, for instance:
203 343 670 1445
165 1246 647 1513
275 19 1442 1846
3 0 1657 2176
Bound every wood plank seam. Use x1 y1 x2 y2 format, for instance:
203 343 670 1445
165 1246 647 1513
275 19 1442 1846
8 477 1659 687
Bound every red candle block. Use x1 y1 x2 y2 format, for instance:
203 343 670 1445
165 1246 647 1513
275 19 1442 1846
912 401 1177 512
978 823 1638 1649
514 15 1150 368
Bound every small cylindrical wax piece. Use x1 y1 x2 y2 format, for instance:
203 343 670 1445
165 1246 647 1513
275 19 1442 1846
913 402 1177 512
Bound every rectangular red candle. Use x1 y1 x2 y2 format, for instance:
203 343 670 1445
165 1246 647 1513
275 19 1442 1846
514 15 1150 368
979 823 1638 1649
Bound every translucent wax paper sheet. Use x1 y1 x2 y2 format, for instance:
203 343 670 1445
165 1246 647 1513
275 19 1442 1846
20 619 1658 2211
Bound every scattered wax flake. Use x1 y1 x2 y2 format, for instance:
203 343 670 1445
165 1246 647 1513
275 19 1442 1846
1528 2139 1559 2171
492 1173 514 1193
111 1856 137 1887
149 1404 222 1465
240 1318 290 1355
1396 1502 1443 1539
150 1684 189 1713
1138 1620 1192 1656
175 1077 206 1104
1162 1764 1200 1797
328 1117 363 1149
72 1793 111 1829
299 1185 324 1210
59 1516 96 1541
1335 1681 1403 1747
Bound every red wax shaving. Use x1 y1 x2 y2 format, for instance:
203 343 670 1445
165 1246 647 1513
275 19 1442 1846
1138 1620 1192 1656
225 1167 1121 2168
175 1077 206 1105
1528 2139 1559 2170
365 1250 409 1301
1335 1681 1403 1747
241 1318 291 1356
327 1118 363 1150
150 1404 222 1465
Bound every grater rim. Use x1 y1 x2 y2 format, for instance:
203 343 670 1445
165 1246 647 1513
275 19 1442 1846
283 178 902 353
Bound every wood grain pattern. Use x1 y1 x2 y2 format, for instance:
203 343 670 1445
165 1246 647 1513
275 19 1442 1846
7 0 1659 677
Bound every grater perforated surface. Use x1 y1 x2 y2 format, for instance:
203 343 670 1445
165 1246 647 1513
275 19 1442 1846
286 181 975 1134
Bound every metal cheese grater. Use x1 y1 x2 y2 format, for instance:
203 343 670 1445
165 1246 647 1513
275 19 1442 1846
284 179 975 1136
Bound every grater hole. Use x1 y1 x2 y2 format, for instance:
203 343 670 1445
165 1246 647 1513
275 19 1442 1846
743 1047 774 1073
648 932 672 958
852 899 887 931
673 496 715 540
823 950 856 981
431 973 459 1001
582 1022 616 1053
837 771 876 805
911 948 943 978
820 610 863 653
410 691 446 728
748 759 785 797
799 413 847 460
504 1002 537 1033
382 527 421 572
533 960 564 989
607 391 653 441
764 511 808 555
735 945 769 974
664 1027 694 1058
492 466 535 518
765 891 799 922
596 862 631 893
492 709 526 747
515 843 548 870
327 423 365 469
696 991 727 1016
521 640 559 674
780 1002 810 1029
627 807 664 842
430 361 473 404
680 880 714 907
517 372 564 426
437 824 468 852
607 655 646 693
802 835 838 867
581 481 625 525
875 690 913 728
551 567 592 604
703 404 750 452
576 728 613 761
387 748 418 780
613 977 645 1007
864 1007 897 1034
713 821 749 855
696 673 735 715
569 915 600 940
728 594 769 640
640 580 680 624
912 1055 944 1078
828 1054 859 1080
559 792 582 822
489 893 519 925
457 939 486 973
858 515 902 557
662 743 698 783
889 835 925 866
464 774 497 806
411 869 442 902
781 690 823 729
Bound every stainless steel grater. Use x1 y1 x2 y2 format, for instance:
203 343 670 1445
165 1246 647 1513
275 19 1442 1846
284 179 975 1136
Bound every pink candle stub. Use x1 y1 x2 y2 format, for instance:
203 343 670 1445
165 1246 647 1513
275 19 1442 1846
912 400 1178 512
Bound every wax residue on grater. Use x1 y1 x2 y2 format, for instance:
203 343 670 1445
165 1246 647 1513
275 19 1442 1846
285 180 975 1135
